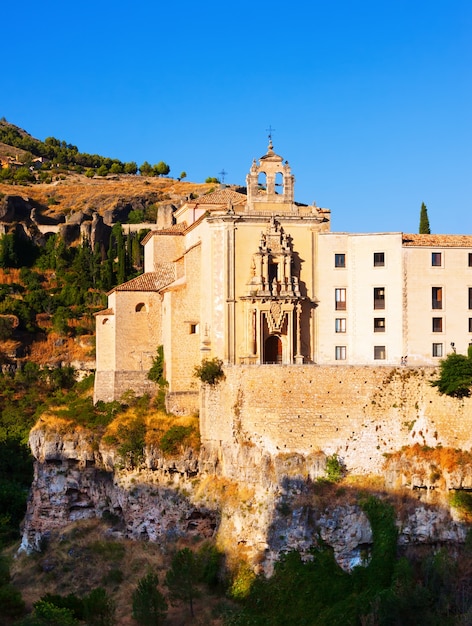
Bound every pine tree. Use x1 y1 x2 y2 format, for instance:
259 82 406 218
419 202 431 234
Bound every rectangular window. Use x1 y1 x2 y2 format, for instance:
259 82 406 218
374 345 386 360
374 287 385 310
469 318 472 333
189 323 199 334
432 317 443 332
432 343 443 357
335 346 346 360
335 253 346 268
335 288 346 310
374 318 385 332
432 252 442 267
335 318 346 333
432 287 443 310
469 288 472 310
374 252 385 267
468 253 472 267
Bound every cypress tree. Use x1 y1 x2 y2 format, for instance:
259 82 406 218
419 202 431 234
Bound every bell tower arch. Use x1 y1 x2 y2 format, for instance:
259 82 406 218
246 139 295 212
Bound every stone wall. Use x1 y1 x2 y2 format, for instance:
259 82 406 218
201 365 472 474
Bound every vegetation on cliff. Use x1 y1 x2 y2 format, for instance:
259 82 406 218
431 347 472 398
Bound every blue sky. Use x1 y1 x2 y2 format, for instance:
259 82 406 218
3 1 471 234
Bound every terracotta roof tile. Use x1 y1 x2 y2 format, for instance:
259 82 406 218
193 188 247 206
113 268 176 293
402 234 472 247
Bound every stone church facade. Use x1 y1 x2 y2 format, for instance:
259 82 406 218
94 141 472 414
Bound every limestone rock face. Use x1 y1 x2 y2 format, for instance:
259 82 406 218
21 426 470 575
0 195 33 222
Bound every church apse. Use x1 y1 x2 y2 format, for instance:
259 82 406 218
240 218 310 364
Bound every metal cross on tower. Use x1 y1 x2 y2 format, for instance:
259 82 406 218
266 125 276 141
218 169 227 183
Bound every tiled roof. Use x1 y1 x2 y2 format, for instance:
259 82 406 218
157 222 187 233
113 268 176 293
402 234 472 247
95 308 114 316
192 188 247 206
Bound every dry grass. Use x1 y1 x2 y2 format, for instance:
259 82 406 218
0 268 22 284
385 443 472 473
28 331 94 364
0 174 215 218
196 476 255 509
7 518 227 625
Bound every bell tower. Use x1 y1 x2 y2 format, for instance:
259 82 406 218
246 140 295 212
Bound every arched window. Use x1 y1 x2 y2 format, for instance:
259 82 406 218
257 172 267 190
135 302 146 312
275 172 284 195
102 318 109 325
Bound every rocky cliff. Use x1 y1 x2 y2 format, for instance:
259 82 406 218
21 418 471 575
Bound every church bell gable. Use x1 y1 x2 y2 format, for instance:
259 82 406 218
246 140 295 213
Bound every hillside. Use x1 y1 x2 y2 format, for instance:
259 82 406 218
0 174 214 221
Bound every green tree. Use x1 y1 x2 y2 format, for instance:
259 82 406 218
83 587 115 626
132 571 168 625
179 171 187 181
17 600 78 625
419 202 431 234
96 164 108 177
205 176 220 183
124 161 138 175
128 209 145 224
139 161 153 176
154 161 170 177
109 162 123 174
431 352 472 398
165 548 200 618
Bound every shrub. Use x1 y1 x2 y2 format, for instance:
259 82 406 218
449 490 472 516
325 454 345 482
0 584 25 619
83 587 115 626
132 571 168 625
160 425 194 455
194 357 224 386
431 352 472 398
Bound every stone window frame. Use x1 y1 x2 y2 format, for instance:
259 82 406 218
335 318 346 333
432 286 443 310
335 345 346 360
431 252 442 267
432 343 443 357
335 288 347 310
374 317 385 332
374 287 385 310
373 252 385 267
432 317 443 333
334 253 346 268
374 345 386 360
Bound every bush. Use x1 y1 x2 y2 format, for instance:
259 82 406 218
132 571 168 625
325 454 345 482
194 357 224 386
160 425 194 455
450 490 472 516
0 583 25 619
431 352 472 398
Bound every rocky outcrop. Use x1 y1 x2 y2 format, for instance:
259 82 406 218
21 425 470 575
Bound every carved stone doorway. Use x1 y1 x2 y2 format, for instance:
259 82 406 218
264 335 282 364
